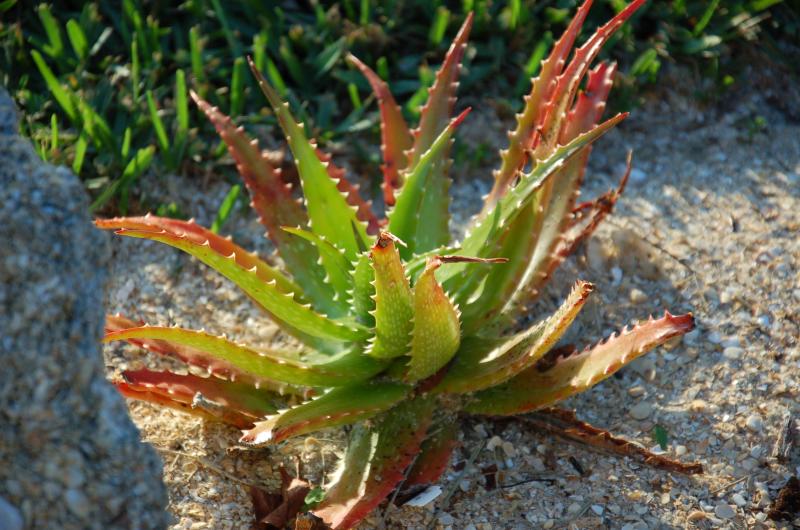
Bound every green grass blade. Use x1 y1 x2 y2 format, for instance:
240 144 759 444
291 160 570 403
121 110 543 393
36 4 64 58
91 145 154 211
30 50 76 121
66 19 88 60
210 184 241 234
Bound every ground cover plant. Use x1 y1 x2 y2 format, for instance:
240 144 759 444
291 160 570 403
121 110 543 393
96 0 702 527
2 0 796 216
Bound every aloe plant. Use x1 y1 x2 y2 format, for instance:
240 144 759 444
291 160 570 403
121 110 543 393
97 1 695 527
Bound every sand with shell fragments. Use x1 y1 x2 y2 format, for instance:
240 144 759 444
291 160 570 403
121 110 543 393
103 77 800 529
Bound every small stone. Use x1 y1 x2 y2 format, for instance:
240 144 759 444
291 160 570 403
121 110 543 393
542 520 554 529
629 401 653 420
675 445 688 456
629 288 647 304
689 399 707 412
707 331 723 344
732 493 746 507
714 503 735 519
687 510 706 522
591 504 604 515
64 489 90 519
567 502 582 515
611 266 623 285
745 414 763 433
0 497 22 530
628 385 645 397
629 168 647 184
438 513 455 525
723 346 743 360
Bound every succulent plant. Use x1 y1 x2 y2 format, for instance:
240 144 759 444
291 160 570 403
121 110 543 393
97 0 695 527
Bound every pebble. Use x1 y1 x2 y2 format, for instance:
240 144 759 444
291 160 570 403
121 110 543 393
689 399 707 412
438 513 455 525
611 266 623 285
64 489 90 519
687 510 706 522
567 502 583 515
723 346 743 360
629 401 653 420
629 168 647 184
629 288 648 304
675 445 688 456
591 504 604 515
707 331 723 344
714 503 736 519
628 385 645 397
745 414 763 432
0 497 22 530
732 493 746 507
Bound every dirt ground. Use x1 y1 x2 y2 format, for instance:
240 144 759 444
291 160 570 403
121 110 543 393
103 69 800 529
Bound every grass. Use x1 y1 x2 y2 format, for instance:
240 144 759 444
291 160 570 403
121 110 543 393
1 0 797 222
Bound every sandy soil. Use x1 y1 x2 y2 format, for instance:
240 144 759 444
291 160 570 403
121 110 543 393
103 74 800 529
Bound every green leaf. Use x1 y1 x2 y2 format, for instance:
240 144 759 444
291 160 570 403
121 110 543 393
653 425 669 451
367 233 413 359
91 146 154 211
250 58 370 259
282 227 353 303
387 109 469 257
241 382 410 444
210 184 241 234
405 259 460 382
466 312 695 415
30 50 76 121
314 395 434 529
36 4 63 59
441 114 626 287
105 326 386 388
192 92 343 317
66 19 88 60
437 280 594 394
97 217 366 343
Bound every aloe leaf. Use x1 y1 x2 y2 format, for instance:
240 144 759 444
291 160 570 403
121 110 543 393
455 204 540 333
282 226 353 304
314 395 434 529
536 0 646 156
510 153 631 315
388 109 470 257
346 53 413 206
367 233 414 359
466 312 695 415
351 252 375 327
441 114 625 288
405 258 460 382
191 93 341 315
249 58 370 259
116 379 236 424
436 280 594 394
96 217 367 343
486 0 595 207
99 215 299 293
405 421 460 487
120 369 283 424
407 13 473 166
105 326 385 387
240 381 411 445
498 62 619 316
106 314 303 396
315 146 381 235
